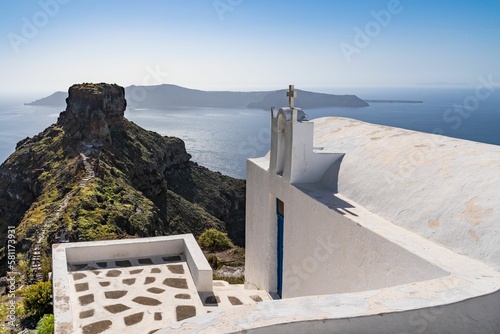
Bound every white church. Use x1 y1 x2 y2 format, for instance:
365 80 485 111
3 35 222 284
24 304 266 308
53 86 500 333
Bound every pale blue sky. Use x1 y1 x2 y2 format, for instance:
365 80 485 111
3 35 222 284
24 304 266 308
1 0 499 96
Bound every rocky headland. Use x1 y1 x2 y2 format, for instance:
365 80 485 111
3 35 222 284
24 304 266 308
0 83 246 277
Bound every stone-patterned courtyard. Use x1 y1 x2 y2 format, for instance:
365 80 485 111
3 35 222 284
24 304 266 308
67 255 271 334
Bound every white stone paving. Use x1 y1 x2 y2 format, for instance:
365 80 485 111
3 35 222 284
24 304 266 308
66 255 271 334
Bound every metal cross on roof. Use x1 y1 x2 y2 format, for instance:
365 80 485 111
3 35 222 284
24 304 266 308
287 84 297 109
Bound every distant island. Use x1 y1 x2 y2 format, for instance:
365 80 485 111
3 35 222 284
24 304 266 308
26 85 371 109
26 91 67 106
25 84 423 109
365 100 423 104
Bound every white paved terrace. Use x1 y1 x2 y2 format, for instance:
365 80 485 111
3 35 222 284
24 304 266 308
53 235 271 334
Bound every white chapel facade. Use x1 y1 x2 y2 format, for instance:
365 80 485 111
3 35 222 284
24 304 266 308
238 85 500 332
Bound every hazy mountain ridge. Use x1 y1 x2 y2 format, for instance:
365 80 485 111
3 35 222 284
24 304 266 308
126 84 269 108
247 89 368 108
25 84 369 109
25 91 67 106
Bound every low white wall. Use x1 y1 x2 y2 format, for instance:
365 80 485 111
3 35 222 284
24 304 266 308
65 237 184 263
158 292 500 334
183 234 213 292
238 291 500 334
52 242 71 334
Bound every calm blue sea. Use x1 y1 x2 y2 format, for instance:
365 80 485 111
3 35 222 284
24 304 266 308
1 87 499 179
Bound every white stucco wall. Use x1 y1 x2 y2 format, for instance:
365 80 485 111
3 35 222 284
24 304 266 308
245 158 277 292
282 184 447 297
245 158 447 298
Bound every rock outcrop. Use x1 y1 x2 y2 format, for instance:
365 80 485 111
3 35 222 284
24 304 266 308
57 83 126 142
0 83 246 277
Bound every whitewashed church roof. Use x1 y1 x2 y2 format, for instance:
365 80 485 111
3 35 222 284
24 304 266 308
312 117 500 270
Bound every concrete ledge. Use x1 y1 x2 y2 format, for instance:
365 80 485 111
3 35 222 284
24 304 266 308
183 234 213 292
159 290 500 333
63 237 184 263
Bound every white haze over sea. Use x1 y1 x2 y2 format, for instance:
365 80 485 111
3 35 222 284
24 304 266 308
1 87 499 179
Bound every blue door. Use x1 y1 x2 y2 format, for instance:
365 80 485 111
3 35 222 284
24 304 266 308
276 199 284 297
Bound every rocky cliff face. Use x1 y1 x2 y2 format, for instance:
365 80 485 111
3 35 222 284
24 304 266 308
0 83 245 276
57 83 126 142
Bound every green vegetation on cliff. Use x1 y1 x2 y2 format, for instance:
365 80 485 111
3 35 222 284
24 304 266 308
0 83 246 279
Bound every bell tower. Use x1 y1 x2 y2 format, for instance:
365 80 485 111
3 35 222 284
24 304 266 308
269 85 343 184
